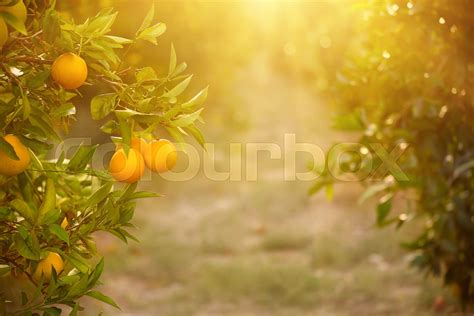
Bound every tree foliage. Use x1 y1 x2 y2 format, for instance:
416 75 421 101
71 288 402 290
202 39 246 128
0 0 206 314
310 0 474 308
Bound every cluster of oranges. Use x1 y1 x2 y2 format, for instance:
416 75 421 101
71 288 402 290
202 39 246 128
0 51 88 176
1 49 177 183
109 137 178 183
49 52 178 184
0 47 176 281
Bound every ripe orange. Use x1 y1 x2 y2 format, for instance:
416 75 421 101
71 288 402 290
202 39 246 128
0 134 30 176
109 148 145 183
33 252 64 283
142 139 178 173
51 53 88 89
60 217 69 229
131 137 148 152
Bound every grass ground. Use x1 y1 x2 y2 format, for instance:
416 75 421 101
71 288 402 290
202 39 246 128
81 55 461 315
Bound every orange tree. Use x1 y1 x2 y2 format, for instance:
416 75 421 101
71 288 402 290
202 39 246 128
0 0 207 314
310 0 474 309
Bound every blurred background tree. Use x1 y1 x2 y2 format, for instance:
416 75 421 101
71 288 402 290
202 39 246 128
311 0 474 308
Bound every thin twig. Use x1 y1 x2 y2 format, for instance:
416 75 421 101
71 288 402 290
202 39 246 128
1 56 53 65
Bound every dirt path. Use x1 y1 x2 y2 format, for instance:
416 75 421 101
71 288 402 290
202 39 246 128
82 54 452 316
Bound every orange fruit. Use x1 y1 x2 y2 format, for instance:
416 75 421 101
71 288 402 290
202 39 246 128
0 134 30 176
51 53 88 89
131 137 148 152
109 148 145 183
60 217 69 229
0 1 27 24
33 252 64 283
142 139 177 173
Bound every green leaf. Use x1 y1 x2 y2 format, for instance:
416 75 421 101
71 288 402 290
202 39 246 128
37 178 57 225
171 62 187 77
170 108 203 127
43 8 61 43
91 93 117 120
67 144 98 172
331 113 364 131
14 233 40 260
10 199 35 223
67 273 90 297
85 182 113 209
108 228 128 243
0 137 19 160
358 183 387 204
28 148 44 171
43 307 62 316
64 252 90 274
376 194 393 225
59 274 81 285
114 109 162 124
20 135 52 153
69 304 79 316
88 258 104 287
52 103 76 117
163 75 192 98
17 173 35 208
0 11 26 34
115 112 132 151
165 126 186 145
105 35 133 44
90 169 114 181
169 43 177 76
29 114 61 141
137 22 166 45
0 206 10 220
86 291 120 309
325 183 334 201
118 182 138 201
137 4 154 34
136 67 157 83
113 109 144 119
27 70 51 90
84 11 117 36
21 94 30 120
49 224 69 245
182 86 208 108
126 191 162 201
118 228 139 242
185 125 206 147
100 120 120 134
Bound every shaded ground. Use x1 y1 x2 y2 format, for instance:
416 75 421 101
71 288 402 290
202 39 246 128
81 55 458 315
